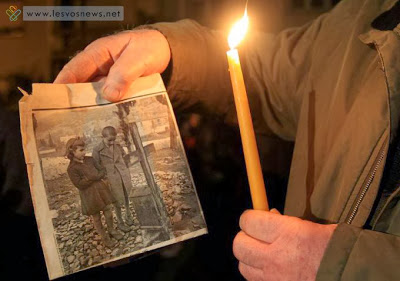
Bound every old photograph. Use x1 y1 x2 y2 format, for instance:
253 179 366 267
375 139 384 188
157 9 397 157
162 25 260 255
31 92 207 277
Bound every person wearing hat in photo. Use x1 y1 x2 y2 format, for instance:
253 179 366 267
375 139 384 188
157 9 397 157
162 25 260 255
66 137 123 248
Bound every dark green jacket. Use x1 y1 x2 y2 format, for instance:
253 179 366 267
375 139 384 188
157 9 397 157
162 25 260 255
152 0 400 279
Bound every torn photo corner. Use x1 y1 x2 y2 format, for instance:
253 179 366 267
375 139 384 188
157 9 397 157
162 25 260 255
18 74 207 279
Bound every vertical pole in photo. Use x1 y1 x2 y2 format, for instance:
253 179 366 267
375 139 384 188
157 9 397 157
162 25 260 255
154 95 177 150
129 122 172 240
168 113 178 150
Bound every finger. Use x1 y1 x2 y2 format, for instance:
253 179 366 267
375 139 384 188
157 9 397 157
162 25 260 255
233 231 270 269
102 30 170 101
54 49 109 84
92 75 107 83
239 210 285 243
238 262 264 281
270 208 281 214
54 35 128 84
102 40 148 101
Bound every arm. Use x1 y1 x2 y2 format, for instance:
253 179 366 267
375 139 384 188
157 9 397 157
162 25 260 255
117 144 130 167
54 18 319 141
149 19 318 141
91 148 104 172
317 223 400 281
91 151 107 181
86 168 106 181
67 167 92 190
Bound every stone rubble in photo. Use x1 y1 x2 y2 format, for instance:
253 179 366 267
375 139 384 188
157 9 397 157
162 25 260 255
45 149 206 274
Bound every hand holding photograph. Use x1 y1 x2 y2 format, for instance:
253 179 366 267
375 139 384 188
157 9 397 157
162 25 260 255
19 74 207 279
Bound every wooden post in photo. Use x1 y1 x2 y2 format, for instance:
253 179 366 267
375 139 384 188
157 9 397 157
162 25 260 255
129 122 172 240
168 113 178 150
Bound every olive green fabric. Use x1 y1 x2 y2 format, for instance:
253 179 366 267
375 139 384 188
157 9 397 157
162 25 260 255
318 223 400 280
317 223 362 280
150 0 400 279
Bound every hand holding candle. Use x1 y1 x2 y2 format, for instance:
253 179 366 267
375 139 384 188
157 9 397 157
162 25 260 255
227 7 269 211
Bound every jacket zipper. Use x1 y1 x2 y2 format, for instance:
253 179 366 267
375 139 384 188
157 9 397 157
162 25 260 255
346 138 388 224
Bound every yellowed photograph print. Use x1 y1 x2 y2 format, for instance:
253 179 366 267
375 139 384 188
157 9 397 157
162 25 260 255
20 79 207 279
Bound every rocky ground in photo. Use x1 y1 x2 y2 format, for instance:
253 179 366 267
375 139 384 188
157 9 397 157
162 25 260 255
44 148 207 274
52 205 143 275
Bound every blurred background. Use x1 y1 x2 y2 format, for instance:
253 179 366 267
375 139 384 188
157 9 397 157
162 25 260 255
0 0 340 280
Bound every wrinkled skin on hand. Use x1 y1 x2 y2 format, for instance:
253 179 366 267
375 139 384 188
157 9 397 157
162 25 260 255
233 210 337 281
54 29 171 102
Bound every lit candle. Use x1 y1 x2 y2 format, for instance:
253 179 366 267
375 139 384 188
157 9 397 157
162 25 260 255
227 7 269 211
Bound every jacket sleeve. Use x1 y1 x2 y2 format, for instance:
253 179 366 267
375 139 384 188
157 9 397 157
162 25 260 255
149 18 321 141
67 167 92 190
91 147 103 172
118 145 130 167
317 223 400 281
86 168 106 181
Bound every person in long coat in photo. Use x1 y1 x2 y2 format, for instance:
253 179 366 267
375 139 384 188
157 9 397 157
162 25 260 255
92 126 134 233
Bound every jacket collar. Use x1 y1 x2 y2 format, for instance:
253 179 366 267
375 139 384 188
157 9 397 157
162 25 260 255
68 156 87 168
97 140 118 159
358 0 400 141
96 140 107 150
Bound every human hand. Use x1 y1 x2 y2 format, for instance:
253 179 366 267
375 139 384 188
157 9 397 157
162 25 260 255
233 210 337 281
54 29 171 102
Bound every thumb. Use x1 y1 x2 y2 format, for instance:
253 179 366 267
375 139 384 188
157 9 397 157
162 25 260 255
102 41 147 102
270 208 281 214
102 29 170 102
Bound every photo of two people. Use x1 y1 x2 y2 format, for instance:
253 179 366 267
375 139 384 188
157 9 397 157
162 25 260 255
65 126 134 250
32 93 207 276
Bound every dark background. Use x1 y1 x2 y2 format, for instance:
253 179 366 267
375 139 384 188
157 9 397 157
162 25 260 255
0 1 338 280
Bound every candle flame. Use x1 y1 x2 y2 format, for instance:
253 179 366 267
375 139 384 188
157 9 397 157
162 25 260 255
228 6 249 50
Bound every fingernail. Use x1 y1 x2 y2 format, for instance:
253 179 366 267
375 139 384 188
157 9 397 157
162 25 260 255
270 208 281 214
102 85 120 101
